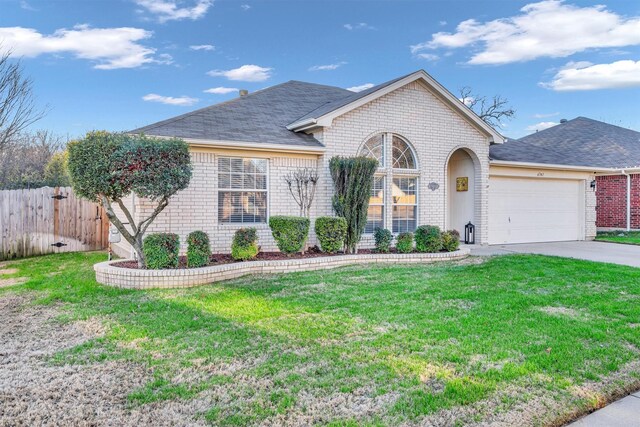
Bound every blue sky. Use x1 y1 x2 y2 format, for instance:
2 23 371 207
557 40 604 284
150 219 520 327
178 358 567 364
2 0 640 139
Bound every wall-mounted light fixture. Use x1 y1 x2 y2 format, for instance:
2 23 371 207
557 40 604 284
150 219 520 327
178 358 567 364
590 179 596 190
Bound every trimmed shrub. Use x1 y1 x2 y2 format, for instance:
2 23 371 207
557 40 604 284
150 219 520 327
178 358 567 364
374 228 393 253
186 231 211 268
315 216 347 253
442 230 461 252
269 216 310 254
329 156 379 253
143 233 180 269
231 228 259 261
396 232 414 253
415 225 442 253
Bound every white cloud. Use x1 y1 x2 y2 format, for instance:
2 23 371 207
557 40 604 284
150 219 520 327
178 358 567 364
542 60 640 91
142 93 198 106
526 121 559 132
0 25 161 69
241 4 250 10
190 44 215 51
411 0 640 64
346 83 374 92
439 20 447 26
207 64 272 81
533 112 559 118
343 23 375 31
203 86 238 94
459 96 475 106
416 53 439 61
20 1 37 11
134 0 212 23
308 61 347 71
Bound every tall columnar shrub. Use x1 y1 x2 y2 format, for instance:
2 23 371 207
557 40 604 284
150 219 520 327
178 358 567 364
269 216 310 255
315 216 347 253
329 156 378 254
396 232 414 254
67 131 192 268
143 233 180 269
442 230 461 252
231 227 259 261
415 225 442 253
186 230 211 268
374 228 393 253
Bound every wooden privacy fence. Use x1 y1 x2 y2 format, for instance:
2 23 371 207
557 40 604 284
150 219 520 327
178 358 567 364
0 187 109 260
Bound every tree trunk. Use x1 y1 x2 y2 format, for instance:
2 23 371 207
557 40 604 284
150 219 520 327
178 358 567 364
133 235 145 268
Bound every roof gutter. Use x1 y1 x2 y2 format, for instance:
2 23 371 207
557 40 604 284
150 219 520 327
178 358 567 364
489 159 613 173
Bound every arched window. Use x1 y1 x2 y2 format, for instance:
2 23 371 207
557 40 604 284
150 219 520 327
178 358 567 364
359 134 384 165
358 133 418 234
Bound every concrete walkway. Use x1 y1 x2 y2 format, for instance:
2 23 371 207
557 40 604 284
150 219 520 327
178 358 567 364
568 393 640 426
469 241 640 268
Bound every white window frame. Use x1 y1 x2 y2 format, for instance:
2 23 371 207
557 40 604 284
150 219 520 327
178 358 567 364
391 175 419 234
359 133 419 234
217 156 269 225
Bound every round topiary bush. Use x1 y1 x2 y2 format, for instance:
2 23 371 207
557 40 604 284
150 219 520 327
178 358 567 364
269 216 310 255
315 216 347 253
374 228 393 253
415 225 442 253
231 228 259 261
186 230 211 268
396 232 414 253
143 233 180 269
442 229 461 252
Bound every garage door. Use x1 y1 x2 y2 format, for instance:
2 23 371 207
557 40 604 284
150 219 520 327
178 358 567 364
489 177 584 245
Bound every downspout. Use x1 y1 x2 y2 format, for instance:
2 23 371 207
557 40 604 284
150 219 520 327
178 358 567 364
621 170 631 232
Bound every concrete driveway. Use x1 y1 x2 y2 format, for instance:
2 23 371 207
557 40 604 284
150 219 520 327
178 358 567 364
470 241 640 268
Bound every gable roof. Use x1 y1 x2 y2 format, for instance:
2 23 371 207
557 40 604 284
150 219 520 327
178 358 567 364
131 70 504 150
287 70 505 144
490 117 640 169
130 81 351 148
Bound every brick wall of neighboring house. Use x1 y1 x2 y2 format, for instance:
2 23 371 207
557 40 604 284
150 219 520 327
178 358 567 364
596 174 640 229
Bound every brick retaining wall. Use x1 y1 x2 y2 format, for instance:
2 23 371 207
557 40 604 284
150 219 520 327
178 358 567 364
94 248 470 290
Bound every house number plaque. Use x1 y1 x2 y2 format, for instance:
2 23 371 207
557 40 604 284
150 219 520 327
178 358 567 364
456 177 468 192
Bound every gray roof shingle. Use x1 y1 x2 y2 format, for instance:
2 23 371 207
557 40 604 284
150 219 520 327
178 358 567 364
130 80 353 148
490 117 640 168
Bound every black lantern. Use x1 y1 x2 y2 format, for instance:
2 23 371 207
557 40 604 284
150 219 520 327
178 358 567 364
464 222 475 244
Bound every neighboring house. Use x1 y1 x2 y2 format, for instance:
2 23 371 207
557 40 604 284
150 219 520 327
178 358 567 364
111 71 613 256
491 117 640 237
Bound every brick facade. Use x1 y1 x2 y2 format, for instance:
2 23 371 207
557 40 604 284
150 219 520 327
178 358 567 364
111 81 493 257
596 174 640 229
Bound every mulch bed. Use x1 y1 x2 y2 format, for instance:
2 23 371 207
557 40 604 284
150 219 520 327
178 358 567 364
111 247 401 270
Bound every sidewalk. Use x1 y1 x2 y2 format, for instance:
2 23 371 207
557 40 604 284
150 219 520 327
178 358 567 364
568 393 640 426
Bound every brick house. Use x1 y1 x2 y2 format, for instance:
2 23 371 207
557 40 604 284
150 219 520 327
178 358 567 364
112 71 617 257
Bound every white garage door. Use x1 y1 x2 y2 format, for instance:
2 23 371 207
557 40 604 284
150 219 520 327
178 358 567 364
489 177 584 245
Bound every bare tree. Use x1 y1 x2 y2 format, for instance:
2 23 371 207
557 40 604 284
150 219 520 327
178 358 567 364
283 168 319 217
459 87 515 129
0 49 46 151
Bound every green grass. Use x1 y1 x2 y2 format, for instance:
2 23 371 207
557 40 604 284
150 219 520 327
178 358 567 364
2 252 640 425
596 231 640 245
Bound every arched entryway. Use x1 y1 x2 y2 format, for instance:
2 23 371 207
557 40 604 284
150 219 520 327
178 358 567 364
447 148 477 235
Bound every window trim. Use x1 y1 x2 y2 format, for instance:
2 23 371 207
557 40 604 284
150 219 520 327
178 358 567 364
365 175 385 235
217 156 270 225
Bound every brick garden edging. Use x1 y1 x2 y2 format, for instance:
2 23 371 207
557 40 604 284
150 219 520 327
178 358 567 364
94 248 470 289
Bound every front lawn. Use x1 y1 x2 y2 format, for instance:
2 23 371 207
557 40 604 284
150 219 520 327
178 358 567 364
596 231 640 245
1 252 639 426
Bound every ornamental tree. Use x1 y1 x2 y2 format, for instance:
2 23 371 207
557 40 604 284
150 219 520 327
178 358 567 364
329 156 378 254
67 131 192 267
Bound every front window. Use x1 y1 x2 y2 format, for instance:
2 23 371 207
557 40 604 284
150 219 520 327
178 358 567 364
392 177 417 233
218 157 268 223
365 176 385 234
359 133 418 234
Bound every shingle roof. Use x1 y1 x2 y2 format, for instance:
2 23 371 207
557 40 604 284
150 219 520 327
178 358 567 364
490 117 640 168
130 80 352 148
